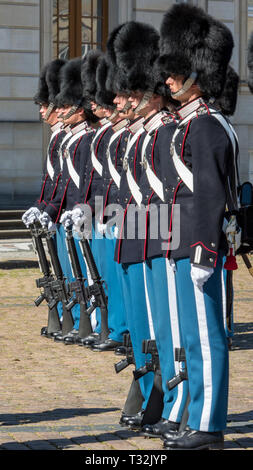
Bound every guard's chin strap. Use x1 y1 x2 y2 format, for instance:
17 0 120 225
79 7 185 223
108 109 119 121
171 72 198 99
134 90 154 113
44 102 55 120
121 101 132 113
62 104 79 121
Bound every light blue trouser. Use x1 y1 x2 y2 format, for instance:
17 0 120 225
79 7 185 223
120 262 154 410
91 225 128 342
174 256 229 432
56 224 88 330
144 256 188 422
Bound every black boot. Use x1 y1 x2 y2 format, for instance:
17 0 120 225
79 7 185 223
163 428 224 450
141 419 179 438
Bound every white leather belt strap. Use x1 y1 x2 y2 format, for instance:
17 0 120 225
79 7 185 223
46 125 63 180
65 129 88 188
107 126 127 188
141 113 167 201
59 132 73 171
91 122 111 176
170 108 238 194
124 127 145 206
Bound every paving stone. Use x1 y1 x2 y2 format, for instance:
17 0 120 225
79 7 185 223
0 258 252 451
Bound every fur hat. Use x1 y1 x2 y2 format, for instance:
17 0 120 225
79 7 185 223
112 21 160 94
56 57 83 107
95 56 116 108
159 4 234 99
247 32 253 93
105 23 126 93
215 65 239 116
34 64 49 105
46 59 67 104
81 49 104 103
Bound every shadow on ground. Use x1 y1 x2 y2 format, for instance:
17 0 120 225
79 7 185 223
0 407 120 426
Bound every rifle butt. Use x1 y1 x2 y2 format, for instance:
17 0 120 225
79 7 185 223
61 304 74 336
47 304 61 334
78 301 92 338
99 305 110 342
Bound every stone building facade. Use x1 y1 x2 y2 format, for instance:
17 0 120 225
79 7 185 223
0 0 252 207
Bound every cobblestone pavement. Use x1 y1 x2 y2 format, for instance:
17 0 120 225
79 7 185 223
0 245 252 454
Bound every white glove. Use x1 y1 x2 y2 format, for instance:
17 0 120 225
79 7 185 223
71 207 85 226
191 264 214 289
59 210 73 228
39 211 52 228
22 207 41 227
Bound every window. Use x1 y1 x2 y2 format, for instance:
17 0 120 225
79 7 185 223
53 0 108 59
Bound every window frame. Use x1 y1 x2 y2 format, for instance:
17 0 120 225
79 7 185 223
53 0 108 59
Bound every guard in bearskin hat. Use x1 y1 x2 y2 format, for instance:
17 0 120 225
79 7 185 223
107 20 190 434
69 49 129 352
155 3 238 450
38 57 98 343
22 59 67 338
22 59 67 227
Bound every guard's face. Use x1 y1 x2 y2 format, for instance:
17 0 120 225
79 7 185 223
56 105 85 125
165 75 184 94
56 105 71 121
39 104 49 120
113 93 129 111
114 93 135 120
40 104 58 125
128 91 144 111
90 101 106 118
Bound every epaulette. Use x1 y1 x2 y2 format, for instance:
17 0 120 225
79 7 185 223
196 103 210 117
161 114 178 125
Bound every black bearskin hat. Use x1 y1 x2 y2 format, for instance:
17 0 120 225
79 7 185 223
215 65 239 116
34 64 49 105
95 56 116 108
81 49 104 103
247 32 253 93
105 23 126 94
113 21 160 94
34 59 66 105
159 4 234 99
46 59 67 104
56 57 83 107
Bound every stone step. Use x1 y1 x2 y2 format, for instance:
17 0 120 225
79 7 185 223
0 210 25 220
0 219 25 230
0 229 30 240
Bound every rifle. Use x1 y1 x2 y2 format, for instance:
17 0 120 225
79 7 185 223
133 339 164 426
166 347 189 432
65 226 93 340
114 333 135 373
44 229 74 336
133 339 160 380
166 347 188 390
30 223 61 335
79 236 110 342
